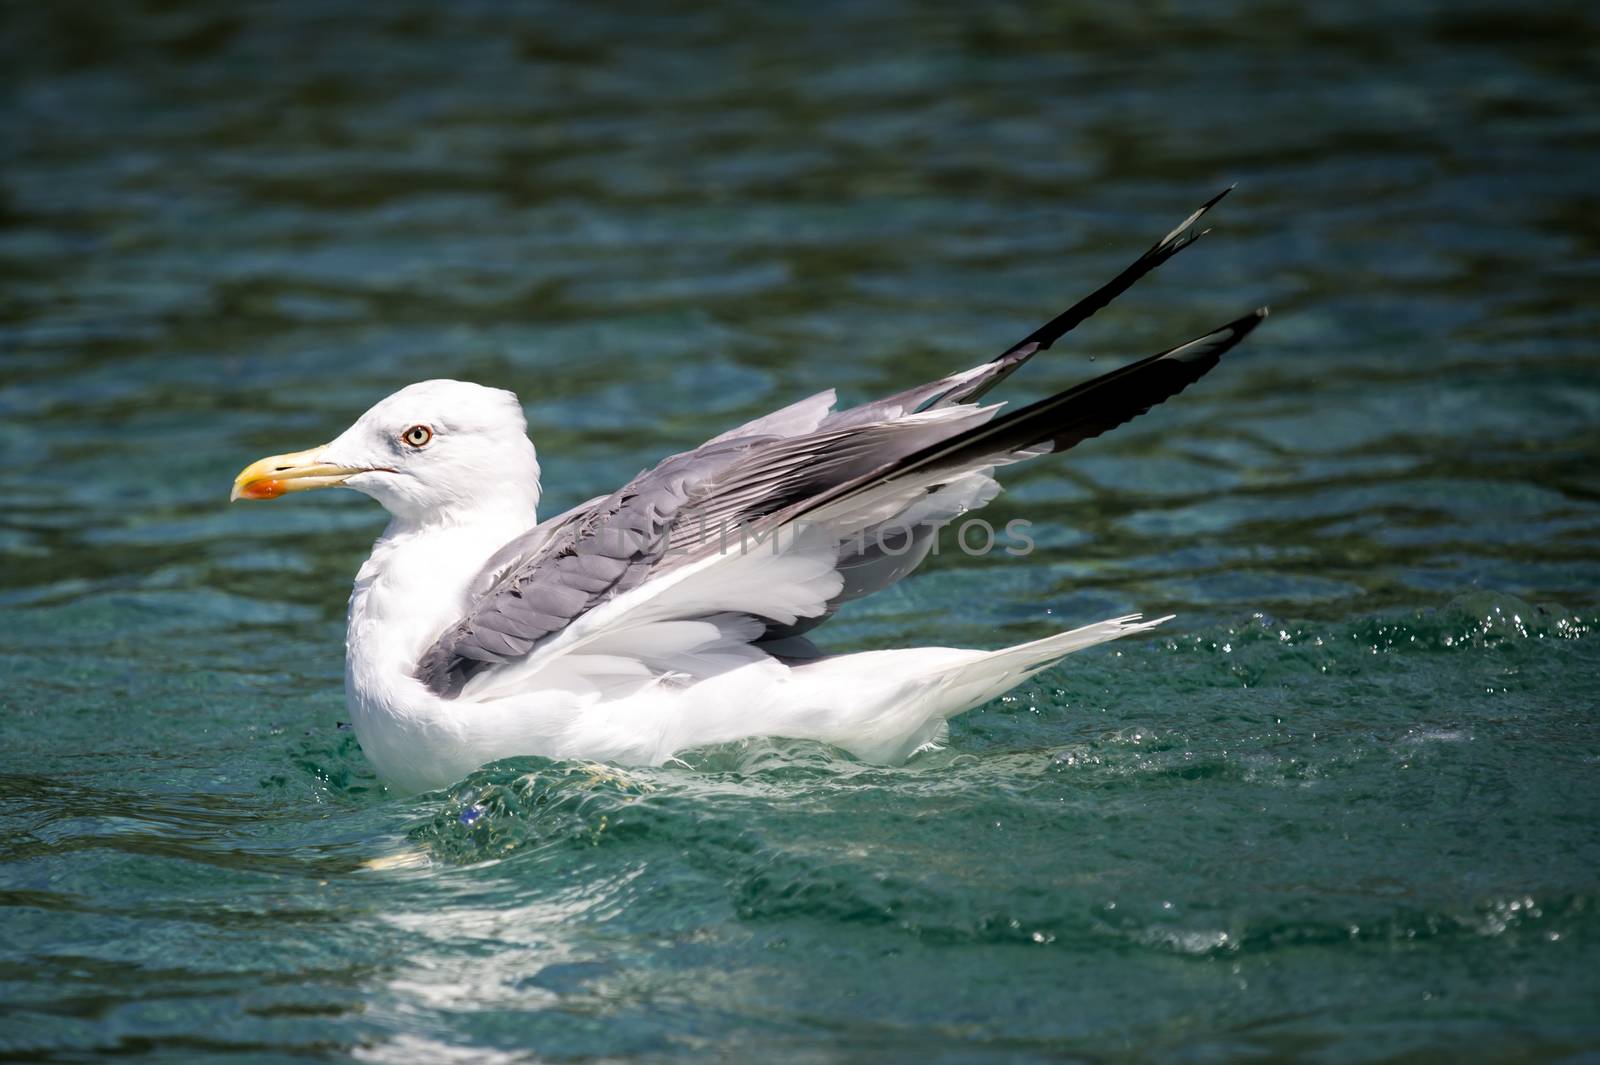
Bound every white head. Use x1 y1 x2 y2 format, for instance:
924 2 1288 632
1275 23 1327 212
231 379 541 525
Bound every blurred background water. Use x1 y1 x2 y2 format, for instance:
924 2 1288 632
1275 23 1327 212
3 1 1599 1061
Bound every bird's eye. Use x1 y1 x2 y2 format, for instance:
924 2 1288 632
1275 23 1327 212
401 425 433 448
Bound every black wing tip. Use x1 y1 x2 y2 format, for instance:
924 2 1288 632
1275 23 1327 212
1151 185 1236 255
1233 304 1270 329
1192 184 1235 217
1162 306 1270 365
996 189 1241 366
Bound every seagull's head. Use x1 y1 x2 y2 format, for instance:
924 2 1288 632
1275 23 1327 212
231 379 540 523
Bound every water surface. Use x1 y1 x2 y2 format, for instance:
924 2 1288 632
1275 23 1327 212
3 1 1599 1061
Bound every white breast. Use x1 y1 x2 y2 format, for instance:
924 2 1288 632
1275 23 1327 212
344 514 531 790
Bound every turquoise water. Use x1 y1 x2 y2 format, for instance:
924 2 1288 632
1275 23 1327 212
4 2 1599 1061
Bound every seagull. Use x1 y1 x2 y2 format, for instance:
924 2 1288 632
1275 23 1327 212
232 190 1264 792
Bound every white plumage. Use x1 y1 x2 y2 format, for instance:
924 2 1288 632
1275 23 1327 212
285 380 1160 792
232 192 1264 792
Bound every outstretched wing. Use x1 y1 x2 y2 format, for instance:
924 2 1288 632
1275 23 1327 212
414 191 1248 700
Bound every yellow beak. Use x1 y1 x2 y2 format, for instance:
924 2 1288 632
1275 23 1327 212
231 445 366 501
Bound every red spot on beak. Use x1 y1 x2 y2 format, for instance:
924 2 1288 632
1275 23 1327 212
240 479 285 500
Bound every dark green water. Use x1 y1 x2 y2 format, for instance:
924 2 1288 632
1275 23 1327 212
3 2 1599 1061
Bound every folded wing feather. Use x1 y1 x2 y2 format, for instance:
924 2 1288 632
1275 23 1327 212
414 191 1255 701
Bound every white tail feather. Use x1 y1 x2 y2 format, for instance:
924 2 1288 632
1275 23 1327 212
762 613 1172 763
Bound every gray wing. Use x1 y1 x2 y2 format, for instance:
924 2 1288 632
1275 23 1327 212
415 412 985 697
418 388 845 688
415 438 750 698
414 190 1237 699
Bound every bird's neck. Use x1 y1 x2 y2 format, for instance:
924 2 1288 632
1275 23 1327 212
346 501 537 691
